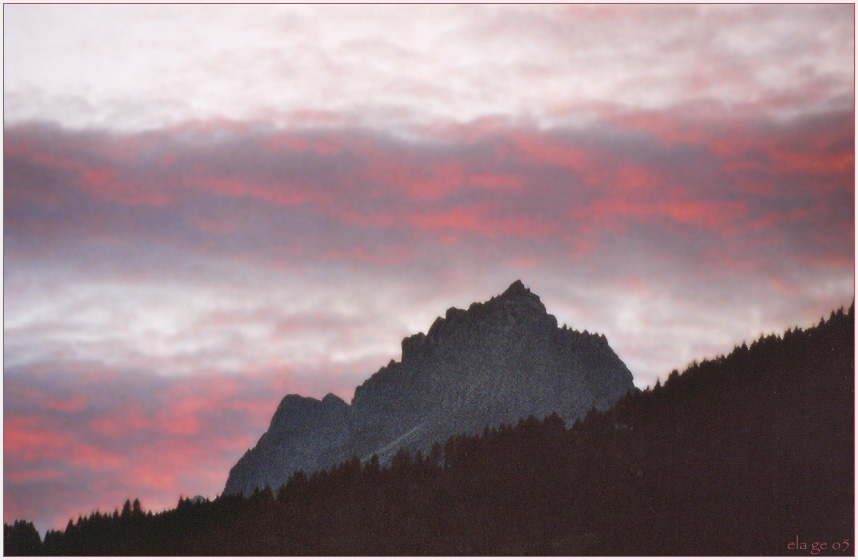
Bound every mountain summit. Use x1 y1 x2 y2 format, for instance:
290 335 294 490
224 281 634 496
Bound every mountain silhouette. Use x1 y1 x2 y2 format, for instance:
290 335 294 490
13 300 852 555
224 280 634 496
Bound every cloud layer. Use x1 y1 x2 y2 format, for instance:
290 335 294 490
5 110 853 531
4 5 853 130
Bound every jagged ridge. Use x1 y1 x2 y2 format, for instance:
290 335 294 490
224 280 634 496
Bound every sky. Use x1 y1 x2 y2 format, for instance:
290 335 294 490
3 4 854 534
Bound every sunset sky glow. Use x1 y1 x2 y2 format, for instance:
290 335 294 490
3 4 855 533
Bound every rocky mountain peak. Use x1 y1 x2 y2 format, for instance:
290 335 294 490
322 393 347 407
499 279 531 300
486 279 550 317
224 281 634 497
415 281 553 352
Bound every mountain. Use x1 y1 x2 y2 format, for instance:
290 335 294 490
224 280 634 496
28 301 853 555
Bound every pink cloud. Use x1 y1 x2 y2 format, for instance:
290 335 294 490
5 468 65 484
502 256 541 268
6 111 851 255
191 176 312 206
511 132 593 170
79 167 175 207
5 114 850 285
578 197 746 233
321 245 416 266
190 215 238 235
264 134 341 156
4 417 69 457
66 445 126 471
89 404 152 437
44 396 88 413
3 365 298 531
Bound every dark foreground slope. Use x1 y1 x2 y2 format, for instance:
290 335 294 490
12 303 853 556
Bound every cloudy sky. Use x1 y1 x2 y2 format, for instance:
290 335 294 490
4 4 854 533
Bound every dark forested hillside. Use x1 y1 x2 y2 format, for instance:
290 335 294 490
7 304 853 556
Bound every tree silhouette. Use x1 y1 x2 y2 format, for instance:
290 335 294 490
4 520 43 556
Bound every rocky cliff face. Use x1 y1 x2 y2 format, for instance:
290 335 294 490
224 280 634 496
